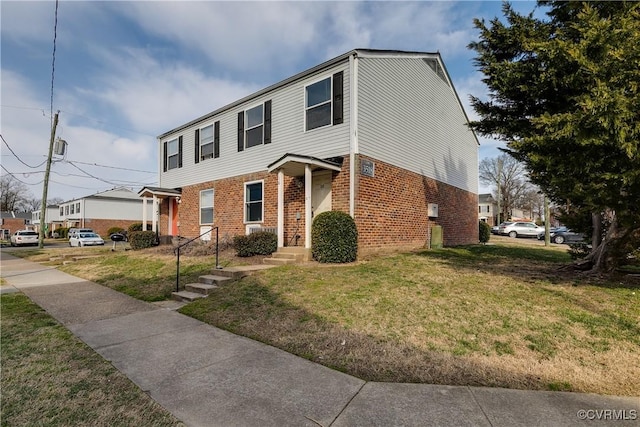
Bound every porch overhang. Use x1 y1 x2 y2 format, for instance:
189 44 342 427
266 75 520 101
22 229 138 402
267 153 342 177
138 186 182 199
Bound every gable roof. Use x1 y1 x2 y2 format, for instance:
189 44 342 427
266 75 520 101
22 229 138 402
157 49 449 140
61 187 140 204
479 193 496 204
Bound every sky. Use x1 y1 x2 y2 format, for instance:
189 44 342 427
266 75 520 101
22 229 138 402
1 0 541 204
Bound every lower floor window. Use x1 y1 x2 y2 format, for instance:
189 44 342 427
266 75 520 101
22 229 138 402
245 181 263 222
200 189 214 224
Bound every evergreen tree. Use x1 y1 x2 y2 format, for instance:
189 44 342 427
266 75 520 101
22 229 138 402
469 1 640 272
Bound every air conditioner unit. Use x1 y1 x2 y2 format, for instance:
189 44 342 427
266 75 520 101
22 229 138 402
427 203 439 218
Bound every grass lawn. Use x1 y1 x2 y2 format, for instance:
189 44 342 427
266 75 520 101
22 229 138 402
0 293 183 426
7 239 640 397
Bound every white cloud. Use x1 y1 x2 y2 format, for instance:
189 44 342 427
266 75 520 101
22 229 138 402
78 46 261 135
117 2 319 75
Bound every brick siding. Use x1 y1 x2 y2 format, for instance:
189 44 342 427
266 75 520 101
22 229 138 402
162 154 477 253
354 155 477 250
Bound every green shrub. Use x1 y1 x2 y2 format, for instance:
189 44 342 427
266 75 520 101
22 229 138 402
233 231 277 257
107 227 125 236
128 231 158 250
312 211 358 263
249 231 277 255
128 223 143 232
56 227 69 239
479 221 491 244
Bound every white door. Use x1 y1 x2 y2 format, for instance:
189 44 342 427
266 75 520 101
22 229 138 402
311 171 332 219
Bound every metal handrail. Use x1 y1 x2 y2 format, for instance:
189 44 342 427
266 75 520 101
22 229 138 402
288 221 301 247
174 227 221 292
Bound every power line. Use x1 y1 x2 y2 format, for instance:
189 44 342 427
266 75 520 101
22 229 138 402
0 164 44 185
65 159 155 174
0 134 48 169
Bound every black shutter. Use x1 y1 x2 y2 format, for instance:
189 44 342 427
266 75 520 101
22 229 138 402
237 111 244 152
333 71 344 125
194 129 200 164
163 141 167 172
214 121 220 158
178 136 183 168
264 100 272 144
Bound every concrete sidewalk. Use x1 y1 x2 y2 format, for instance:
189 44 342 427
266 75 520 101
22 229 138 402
1 252 638 426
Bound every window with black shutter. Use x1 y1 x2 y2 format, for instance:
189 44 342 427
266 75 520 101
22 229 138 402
305 71 343 131
214 121 220 158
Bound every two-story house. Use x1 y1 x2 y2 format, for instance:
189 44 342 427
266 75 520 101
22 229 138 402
478 193 498 226
140 49 479 258
32 205 63 237
59 187 153 237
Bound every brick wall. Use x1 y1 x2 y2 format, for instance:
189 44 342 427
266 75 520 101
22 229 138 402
354 155 478 250
1 218 30 234
172 171 281 242
166 153 477 253
81 219 144 238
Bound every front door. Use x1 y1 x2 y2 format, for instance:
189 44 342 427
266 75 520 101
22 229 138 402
169 198 179 235
311 171 332 219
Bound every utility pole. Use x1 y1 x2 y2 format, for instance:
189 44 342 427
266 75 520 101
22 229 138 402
496 158 503 225
39 111 59 248
544 195 550 246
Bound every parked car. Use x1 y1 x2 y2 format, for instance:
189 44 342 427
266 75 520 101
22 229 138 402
68 228 94 239
69 232 105 247
10 230 39 246
538 227 585 244
499 221 544 238
493 222 512 235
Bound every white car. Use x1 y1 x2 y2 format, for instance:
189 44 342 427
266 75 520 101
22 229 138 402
69 232 105 247
500 222 544 238
10 230 39 246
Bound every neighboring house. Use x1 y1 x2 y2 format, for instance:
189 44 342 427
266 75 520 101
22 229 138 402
141 49 479 257
478 193 498 226
1 211 33 237
32 205 63 236
59 187 154 237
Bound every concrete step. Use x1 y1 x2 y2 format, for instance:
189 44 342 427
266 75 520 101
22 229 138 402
199 275 233 285
263 257 297 265
212 268 249 279
171 291 206 302
270 252 300 260
185 283 218 295
278 247 308 255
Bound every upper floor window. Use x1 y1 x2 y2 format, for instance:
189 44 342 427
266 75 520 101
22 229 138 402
167 138 179 170
65 205 69 215
305 71 343 131
163 136 182 171
306 77 331 130
71 204 75 214
200 125 214 160
244 181 263 223
195 122 220 164
237 101 271 152
60 207 64 216
200 189 214 225
246 104 264 148
76 202 80 213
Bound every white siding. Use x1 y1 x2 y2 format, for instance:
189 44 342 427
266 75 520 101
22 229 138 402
357 57 478 193
84 198 153 221
160 62 351 188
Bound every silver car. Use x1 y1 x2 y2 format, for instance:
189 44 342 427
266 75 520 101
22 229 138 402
500 222 544 238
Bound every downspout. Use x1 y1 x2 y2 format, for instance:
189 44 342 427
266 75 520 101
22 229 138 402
349 53 359 217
